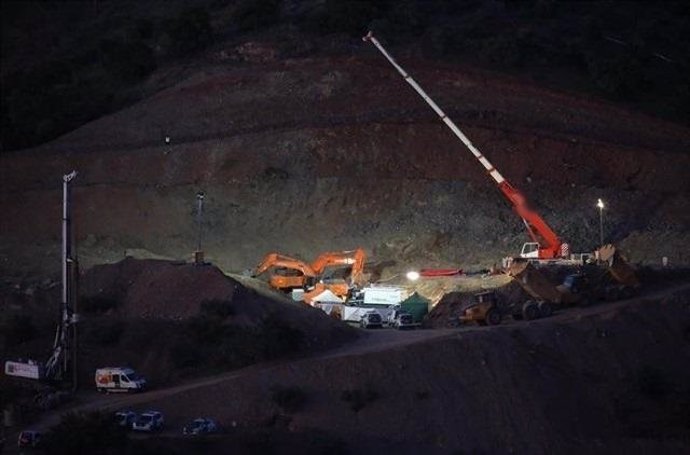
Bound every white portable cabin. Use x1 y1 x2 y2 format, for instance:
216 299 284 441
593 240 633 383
362 286 405 305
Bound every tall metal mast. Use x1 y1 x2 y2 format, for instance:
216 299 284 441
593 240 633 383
45 171 78 383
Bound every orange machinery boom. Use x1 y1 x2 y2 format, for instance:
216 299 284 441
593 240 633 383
363 32 567 259
254 253 317 291
310 248 367 286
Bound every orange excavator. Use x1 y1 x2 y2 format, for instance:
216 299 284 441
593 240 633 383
253 253 317 291
254 249 367 305
302 248 367 305
310 248 367 287
363 32 569 260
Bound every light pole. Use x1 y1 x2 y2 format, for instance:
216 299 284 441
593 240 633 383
597 198 605 247
195 192 205 264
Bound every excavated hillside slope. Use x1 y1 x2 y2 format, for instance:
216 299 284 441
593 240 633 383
121 288 690 454
2 47 689 277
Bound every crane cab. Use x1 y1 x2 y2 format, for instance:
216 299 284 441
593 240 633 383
520 242 540 259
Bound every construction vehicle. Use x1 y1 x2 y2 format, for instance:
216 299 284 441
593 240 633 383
595 244 640 291
4 171 79 386
459 291 504 326
363 32 569 260
507 245 639 314
253 253 317 291
256 249 367 305
310 248 367 286
303 248 368 304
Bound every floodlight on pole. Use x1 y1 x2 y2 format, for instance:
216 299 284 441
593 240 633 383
406 271 420 281
597 198 605 247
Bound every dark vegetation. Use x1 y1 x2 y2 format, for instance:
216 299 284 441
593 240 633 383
76 296 306 376
2 314 37 347
41 411 128 455
171 306 305 372
2 0 689 151
340 387 379 412
39 411 349 455
270 385 308 413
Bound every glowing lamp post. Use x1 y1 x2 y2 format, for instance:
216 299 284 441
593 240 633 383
596 198 605 247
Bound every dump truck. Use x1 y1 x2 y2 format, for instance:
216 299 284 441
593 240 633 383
459 291 504 326
507 245 639 315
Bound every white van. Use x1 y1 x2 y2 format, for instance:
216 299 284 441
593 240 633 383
95 367 146 393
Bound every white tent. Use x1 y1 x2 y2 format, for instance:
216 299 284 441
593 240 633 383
310 289 344 303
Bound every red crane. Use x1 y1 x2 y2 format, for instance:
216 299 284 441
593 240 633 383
363 32 569 259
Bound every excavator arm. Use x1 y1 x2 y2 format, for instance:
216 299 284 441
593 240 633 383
310 248 367 286
254 253 316 278
363 32 567 259
254 253 317 291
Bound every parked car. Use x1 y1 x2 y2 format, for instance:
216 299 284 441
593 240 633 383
183 418 218 435
132 411 164 432
17 430 41 448
360 311 383 329
114 410 137 429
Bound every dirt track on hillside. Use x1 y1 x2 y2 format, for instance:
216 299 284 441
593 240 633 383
2 53 689 280
11 281 688 455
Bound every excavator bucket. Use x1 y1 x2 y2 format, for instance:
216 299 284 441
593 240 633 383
596 244 639 287
507 260 564 304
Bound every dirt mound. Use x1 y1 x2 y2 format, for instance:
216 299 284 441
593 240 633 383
73 258 357 385
426 280 531 328
82 258 238 320
81 256 356 329
135 287 690 454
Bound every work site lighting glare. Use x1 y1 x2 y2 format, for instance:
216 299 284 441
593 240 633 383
406 271 420 281
597 198 605 247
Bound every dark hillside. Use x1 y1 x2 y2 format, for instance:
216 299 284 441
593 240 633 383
2 0 689 151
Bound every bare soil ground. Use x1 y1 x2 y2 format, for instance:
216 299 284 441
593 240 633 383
2 34 690 455
11 283 690 455
1 46 689 279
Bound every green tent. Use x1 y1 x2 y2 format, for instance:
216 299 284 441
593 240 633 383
400 292 430 322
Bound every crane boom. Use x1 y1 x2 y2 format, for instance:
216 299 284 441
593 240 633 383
363 32 567 259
